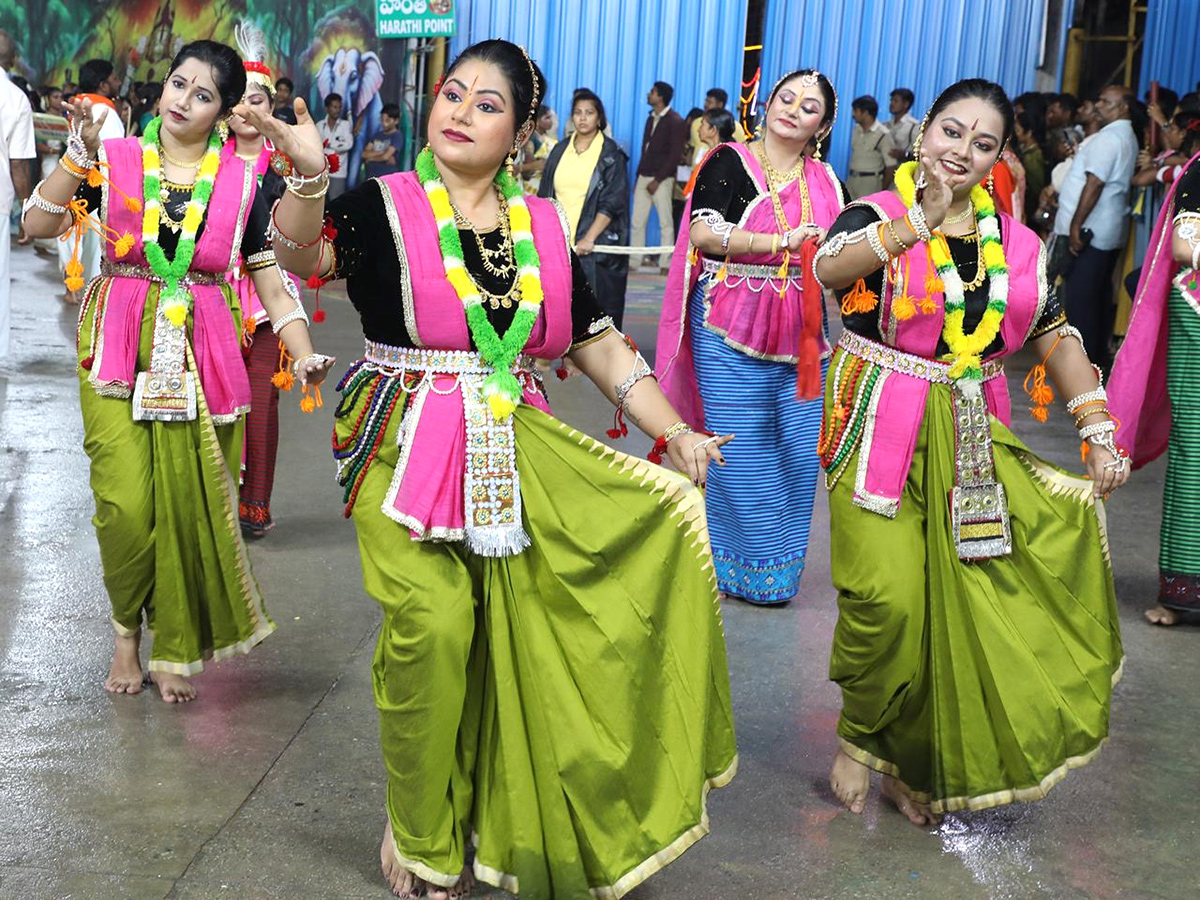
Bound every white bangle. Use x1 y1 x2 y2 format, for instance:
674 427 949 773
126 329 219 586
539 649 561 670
866 221 890 264
21 184 69 218
272 304 309 334
907 203 932 242
1078 420 1116 441
1067 388 1108 414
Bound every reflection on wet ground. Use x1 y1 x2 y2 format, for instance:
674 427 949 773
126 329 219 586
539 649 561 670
0 243 1194 899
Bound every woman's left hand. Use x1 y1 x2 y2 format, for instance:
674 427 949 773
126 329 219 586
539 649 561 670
667 432 734 487
576 237 595 255
1086 445 1130 497
295 353 337 388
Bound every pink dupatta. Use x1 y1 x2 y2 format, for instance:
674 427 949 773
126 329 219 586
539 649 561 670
1108 150 1200 468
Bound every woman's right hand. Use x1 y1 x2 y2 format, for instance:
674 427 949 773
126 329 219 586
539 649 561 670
65 96 107 158
915 152 960 231
232 97 326 176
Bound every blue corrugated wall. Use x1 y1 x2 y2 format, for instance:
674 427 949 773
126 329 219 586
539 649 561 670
1139 0 1200 97
759 0 1047 176
449 0 749 245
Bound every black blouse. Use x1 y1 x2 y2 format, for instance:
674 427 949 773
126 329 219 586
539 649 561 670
688 145 761 237
76 178 273 261
1175 158 1200 215
325 179 609 349
825 203 1065 357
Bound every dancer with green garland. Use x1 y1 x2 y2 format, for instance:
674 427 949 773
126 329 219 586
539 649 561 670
22 40 333 702
242 39 736 899
813 80 1128 826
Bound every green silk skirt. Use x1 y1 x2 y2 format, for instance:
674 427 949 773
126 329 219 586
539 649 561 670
1159 286 1200 610
77 279 274 675
341 394 737 899
827 380 1123 814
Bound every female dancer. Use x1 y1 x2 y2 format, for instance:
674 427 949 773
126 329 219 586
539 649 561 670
657 70 844 605
227 21 301 537
240 39 736 899
814 79 1127 825
1110 144 1200 626
21 40 333 702
538 88 630 326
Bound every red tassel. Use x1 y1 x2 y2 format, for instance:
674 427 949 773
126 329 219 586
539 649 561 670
555 364 569 380
648 436 668 465
313 308 327 324
80 354 94 371
794 240 824 400
606 406 630 440
306 273 324 289
326 152 340 174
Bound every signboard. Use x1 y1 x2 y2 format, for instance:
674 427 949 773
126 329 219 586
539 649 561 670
376 0 456 38
33 113 70 146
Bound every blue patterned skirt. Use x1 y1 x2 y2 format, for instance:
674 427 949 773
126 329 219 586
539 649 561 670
688 279 825 604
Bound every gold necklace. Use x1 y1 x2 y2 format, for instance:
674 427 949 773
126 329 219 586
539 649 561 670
451 187 516 280
947 228 986 291
755 142 811 235
944 202 975 225
159 143 205 168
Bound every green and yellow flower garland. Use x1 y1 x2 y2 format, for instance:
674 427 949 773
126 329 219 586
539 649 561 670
416 146 544 419
141 116 222 327
894 161 1009 381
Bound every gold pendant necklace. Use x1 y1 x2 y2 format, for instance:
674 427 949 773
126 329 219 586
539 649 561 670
944 202 975 225
451 187 516 280
756 142 810 235
159 143 204 168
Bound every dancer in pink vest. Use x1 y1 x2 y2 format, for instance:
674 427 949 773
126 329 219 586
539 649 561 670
241 39 736 899
813 80 1127 826
22 41 332 703
657 69 843 605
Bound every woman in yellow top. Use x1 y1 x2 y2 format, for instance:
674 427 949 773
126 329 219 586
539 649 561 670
539 89 630 325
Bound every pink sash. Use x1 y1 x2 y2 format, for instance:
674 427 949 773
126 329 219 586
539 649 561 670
1108 149 1200 467
374 172 573 538
87 136 254 420
848 190 1045 514
656 143 844 430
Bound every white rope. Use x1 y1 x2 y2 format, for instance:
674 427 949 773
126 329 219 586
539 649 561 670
586 244 675 256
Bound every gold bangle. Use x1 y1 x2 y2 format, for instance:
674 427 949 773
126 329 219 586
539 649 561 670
772 233 780 255
885 218 914 253
1074 408 1110 428
661 421 693 443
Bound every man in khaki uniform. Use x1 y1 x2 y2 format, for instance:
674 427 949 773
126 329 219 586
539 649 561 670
847 95 896 199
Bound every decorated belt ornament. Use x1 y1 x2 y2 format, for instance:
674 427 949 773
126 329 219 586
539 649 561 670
358 342 542 556
700 256 808 292
836 330 1005 384
949 380 1012 561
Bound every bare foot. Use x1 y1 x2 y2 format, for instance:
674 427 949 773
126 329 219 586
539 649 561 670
150 671 197 704
381 819 426 898
829 747 870 814
104 632 144 695
1145 605 1180 626
881 775 940 827
448 867 475 900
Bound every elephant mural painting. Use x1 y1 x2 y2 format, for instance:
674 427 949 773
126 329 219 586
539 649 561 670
315 45 384 188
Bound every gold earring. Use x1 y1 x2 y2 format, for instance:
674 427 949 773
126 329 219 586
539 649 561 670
505 150 516 178
814 137 822 160
217 118 230 142
987 171 995 194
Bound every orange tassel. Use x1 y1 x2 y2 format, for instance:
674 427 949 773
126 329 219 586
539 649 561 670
919 295 938 315
715 257 728 282
840 278 879 315
113 233 134 258
924 274 944 295
300 383 323 414
86 167 104 188
1022 335 1063 423
124 196 142 213
894 295 917 320
271 343 295 390
1031 405 1049 423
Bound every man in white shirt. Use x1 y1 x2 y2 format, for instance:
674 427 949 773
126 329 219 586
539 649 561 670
1 30 36 358
886 88 919 164
1053 84 1139 368
317 92 355 199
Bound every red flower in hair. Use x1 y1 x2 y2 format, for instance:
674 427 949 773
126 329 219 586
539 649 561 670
326 152 340 174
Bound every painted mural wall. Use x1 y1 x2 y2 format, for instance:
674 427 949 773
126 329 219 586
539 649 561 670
0 0 405 186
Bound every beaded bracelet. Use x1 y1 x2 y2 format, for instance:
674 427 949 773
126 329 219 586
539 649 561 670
22 184 69 217
272 304 309 334
1074 408 1110 429
58 155 90 179
1067 388 1108 414
907 204 932 242
1078 420 1117 441
661 421 694 443
291 352 333 377
284 161 331 197
866 222 891 264
269 200 324 251
1089 431 1129 473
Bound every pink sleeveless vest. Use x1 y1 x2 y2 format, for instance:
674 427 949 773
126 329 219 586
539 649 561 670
373 171 574 538
86 136 254 420
848 190 1048 513
656 142 844 429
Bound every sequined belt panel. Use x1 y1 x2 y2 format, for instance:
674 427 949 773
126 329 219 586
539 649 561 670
362 341 538 378
100 261 227 287
836 330 1004 384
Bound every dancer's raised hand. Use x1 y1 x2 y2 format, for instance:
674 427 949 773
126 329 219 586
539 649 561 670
232 97 326 176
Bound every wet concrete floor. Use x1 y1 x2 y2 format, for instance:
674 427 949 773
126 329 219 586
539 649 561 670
0 241 1196 900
